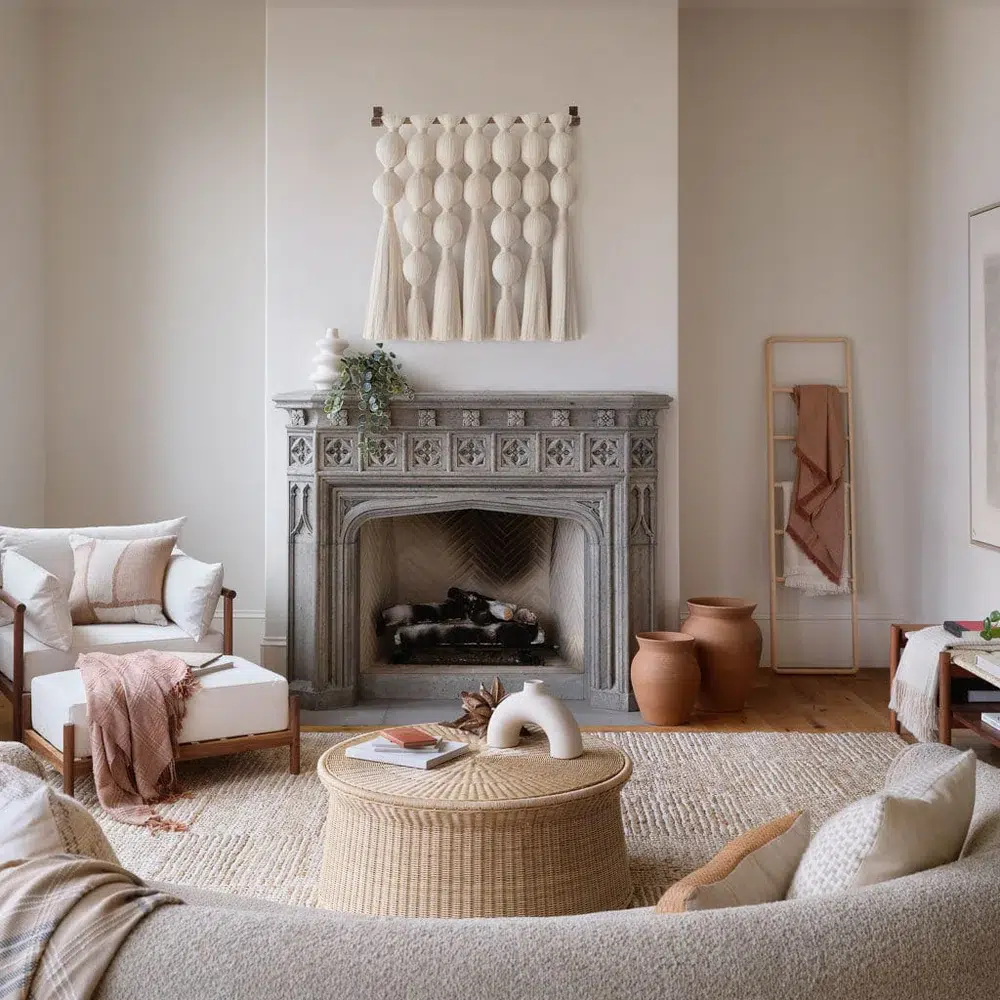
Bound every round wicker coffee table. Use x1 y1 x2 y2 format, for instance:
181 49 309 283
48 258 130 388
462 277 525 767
316 726 632 918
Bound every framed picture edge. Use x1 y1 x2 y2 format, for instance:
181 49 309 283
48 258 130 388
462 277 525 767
969 201 1000 550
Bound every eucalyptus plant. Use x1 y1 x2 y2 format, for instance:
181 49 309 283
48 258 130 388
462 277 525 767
981 611 1000 641
324 343 413 457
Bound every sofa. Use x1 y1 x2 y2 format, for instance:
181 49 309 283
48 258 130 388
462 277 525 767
76 753 1000 1000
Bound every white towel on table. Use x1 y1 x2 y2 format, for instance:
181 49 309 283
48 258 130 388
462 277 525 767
778 481 851 597
889 625 1000 742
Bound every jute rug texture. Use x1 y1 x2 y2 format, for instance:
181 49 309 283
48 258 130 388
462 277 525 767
52 730 905 908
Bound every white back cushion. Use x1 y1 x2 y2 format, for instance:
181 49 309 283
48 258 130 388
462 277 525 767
0 518 186 596
0 550 73 651
787 745 976 898
162 550 224 641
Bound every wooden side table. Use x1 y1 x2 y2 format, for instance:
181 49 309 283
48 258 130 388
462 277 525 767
889 623 1000 748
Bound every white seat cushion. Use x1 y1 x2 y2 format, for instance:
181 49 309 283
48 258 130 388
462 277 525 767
30 656 288 758
0 622 224 685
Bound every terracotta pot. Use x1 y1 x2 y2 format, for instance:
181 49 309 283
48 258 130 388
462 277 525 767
682 598 762 712
630 632 701 726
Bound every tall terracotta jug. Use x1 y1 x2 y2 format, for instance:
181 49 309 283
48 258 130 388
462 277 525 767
681 598 762 712
630 632 701 726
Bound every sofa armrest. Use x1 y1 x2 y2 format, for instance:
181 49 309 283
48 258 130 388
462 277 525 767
0 588 26 615
221 588 236 656
0 589 26 741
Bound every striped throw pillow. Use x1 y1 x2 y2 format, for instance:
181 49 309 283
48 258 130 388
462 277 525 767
69 534 176 626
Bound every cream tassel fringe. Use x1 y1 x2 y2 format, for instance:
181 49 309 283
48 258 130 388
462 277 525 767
363 210 407 341
431 250 462 341
462 218 491 342
407 290 431 342
493 295 520 342
520 254 549 341
550 215 578 342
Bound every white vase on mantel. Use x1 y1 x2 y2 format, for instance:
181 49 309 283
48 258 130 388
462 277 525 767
486 680 583 759
309 327 348 391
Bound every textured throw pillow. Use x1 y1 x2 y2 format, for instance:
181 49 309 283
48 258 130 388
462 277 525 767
0 517 186 598
0 761 119 865
787 745 975 899
162 550 224 641
656 812 810 913
69 534 176 626
0 549 73 651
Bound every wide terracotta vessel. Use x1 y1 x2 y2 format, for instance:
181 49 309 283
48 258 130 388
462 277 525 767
630 631 700 726
681 598 762 712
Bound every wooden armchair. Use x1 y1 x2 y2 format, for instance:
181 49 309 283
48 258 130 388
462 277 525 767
1 587 236 742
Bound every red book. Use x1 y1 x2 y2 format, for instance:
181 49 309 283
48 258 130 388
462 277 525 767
381 726 438 749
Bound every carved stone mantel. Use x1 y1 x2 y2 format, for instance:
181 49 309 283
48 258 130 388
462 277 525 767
274 391 673 710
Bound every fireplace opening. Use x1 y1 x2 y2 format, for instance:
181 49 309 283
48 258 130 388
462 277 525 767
359 509 586 673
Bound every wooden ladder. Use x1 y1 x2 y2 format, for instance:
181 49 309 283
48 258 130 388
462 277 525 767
765 336 859 675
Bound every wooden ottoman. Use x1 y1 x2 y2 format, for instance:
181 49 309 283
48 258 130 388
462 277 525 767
23 655 300 796
316 726 632 918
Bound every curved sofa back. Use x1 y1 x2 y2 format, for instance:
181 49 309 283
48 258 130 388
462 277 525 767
101 760 1000 1000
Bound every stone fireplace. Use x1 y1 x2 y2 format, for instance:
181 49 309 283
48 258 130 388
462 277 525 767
274 392 672 710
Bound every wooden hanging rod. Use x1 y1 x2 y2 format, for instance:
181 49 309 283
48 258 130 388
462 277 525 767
370 106 581 128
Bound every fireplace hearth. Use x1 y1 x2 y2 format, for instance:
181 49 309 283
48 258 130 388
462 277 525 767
275 391 672 710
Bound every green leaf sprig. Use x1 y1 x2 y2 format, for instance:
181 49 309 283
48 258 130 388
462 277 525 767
981 610 1000 641
323 343 413 458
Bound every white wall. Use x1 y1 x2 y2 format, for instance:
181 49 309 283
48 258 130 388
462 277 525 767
265 6 680 648
907 6 1000 622
0 0 45 526
679 9 909 667
41 1 267 653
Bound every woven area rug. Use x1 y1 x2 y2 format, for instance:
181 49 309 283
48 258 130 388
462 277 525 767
51 730 905 908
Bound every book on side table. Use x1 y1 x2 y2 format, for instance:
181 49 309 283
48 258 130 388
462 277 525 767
346 733 470 770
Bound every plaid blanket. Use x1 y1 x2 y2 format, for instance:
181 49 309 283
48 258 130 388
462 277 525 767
79 651 199 831
0 854 178 1000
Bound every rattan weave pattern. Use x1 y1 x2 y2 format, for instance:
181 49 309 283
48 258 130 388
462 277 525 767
317 728 633 917
317 726 630 807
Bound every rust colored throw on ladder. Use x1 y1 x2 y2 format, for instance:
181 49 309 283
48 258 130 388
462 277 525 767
79 651 200 832
785 384 846 585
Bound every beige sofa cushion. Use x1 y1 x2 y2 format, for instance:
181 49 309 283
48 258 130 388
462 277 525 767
0 760 118 865
656 811 809 913
0 622 224 685
69 534 175 626
788 745 975 898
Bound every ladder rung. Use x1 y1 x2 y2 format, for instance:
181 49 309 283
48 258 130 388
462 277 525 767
773 386 849 394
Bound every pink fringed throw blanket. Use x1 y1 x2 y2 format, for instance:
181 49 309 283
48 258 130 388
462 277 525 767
79 650 199 832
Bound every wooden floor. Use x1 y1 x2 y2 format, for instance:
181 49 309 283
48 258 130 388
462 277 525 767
3 670 996 761
0 669 893 740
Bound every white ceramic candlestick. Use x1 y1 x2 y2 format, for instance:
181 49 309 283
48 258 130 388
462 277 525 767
486 680 583 759
309 328 347 390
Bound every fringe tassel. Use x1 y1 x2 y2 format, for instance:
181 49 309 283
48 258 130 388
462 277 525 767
363 211 408 341
407 292 431 342
493 296 520 342
431 251 462 341
462 219 491 341
520 254 549 341
550 216 578 341
145 815 190 836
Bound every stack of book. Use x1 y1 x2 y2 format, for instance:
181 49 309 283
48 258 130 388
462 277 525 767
973 651 1000 733
345 726 470 770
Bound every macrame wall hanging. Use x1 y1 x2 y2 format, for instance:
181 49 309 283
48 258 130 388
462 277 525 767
363 108 581 343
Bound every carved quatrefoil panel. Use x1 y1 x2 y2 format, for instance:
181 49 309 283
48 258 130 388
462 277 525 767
585 435 623 471
322 435 356 470
408 436 445 471
630 435 656 470
498 435 535 471
542 435 579 471
363 435 400 470
453 435 490 471
288 435 313 469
